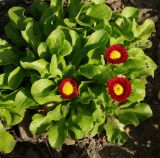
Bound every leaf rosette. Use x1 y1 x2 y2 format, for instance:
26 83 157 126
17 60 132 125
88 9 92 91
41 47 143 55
0 0 156 152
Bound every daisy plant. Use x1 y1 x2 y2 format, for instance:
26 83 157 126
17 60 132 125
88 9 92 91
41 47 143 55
0 0 157 153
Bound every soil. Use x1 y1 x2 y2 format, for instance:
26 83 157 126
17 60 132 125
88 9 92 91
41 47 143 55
0 0 160 158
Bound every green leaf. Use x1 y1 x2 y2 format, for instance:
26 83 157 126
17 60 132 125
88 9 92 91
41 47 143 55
15 89 38 109
0 109 12 125
79 64 100 79
1 67 16 89
69 29 81 48
5 22 26 46
76 92 92 104
30 104 67 135
104 118 128 145
0 50 18 66
69 29 84 66
110 37 124 45
116 103 152 125
70 49 88 67
0 39 18 65
128 79 145 102
37 42 50 60
0 38 10 49
8 67 24 90
31 79 62 104
22 49 35 61
87 47 106 64
69 126 85 140
43 15 56 38
0 99 26 126
115 17 134 41
85 30 108 50
88 86 104 100
92 0 105 4
129 40 152 49
143 56 157 77
20 59 49 74
75 3 93 27
0 91 18 101
0 74 7 89
132 19 155 40
10 112 25 126
8 6 32 30
40 7 55 23
124 48 157 78
0 98 14 107
78 114 94 134
93 104 105 123
64 18 77 28
48 119 67 148
90 104 105 136
93 65 113 84
74 107 94 134
0 100 15 109
121 7 139 19
86 4 112 21
0 123 15 153
68 0 81 18
30 114 51 135
61 65 75 77
50 54 62 77
59 40 72 58
29 1 49 18
50 0 64 18
79 65 113 84
21 22 41 49
117 111 139 126
46 29 65 54
46 104 65 121
133 103 152 121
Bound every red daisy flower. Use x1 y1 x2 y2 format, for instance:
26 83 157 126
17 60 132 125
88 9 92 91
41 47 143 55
105 44 128 64
58 78 79 100
107 76 131 102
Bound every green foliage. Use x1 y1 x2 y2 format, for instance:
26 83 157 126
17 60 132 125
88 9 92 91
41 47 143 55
85 30 109 50
48 119 67 148
0 0 156 153
104 118 128 145
86 4 112 21
0 123 15 153
0 39 18 65
31 79 62 104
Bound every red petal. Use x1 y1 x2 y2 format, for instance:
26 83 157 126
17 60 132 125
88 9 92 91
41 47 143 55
58 78 79 100
105 44 128 64
108 77 131 102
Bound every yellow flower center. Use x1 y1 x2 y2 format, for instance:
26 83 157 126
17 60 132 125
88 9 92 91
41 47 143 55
110 50 121 60
113 84 124 96
63 82 74 95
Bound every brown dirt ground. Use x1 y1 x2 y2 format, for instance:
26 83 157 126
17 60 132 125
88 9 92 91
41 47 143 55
0 0 160 158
